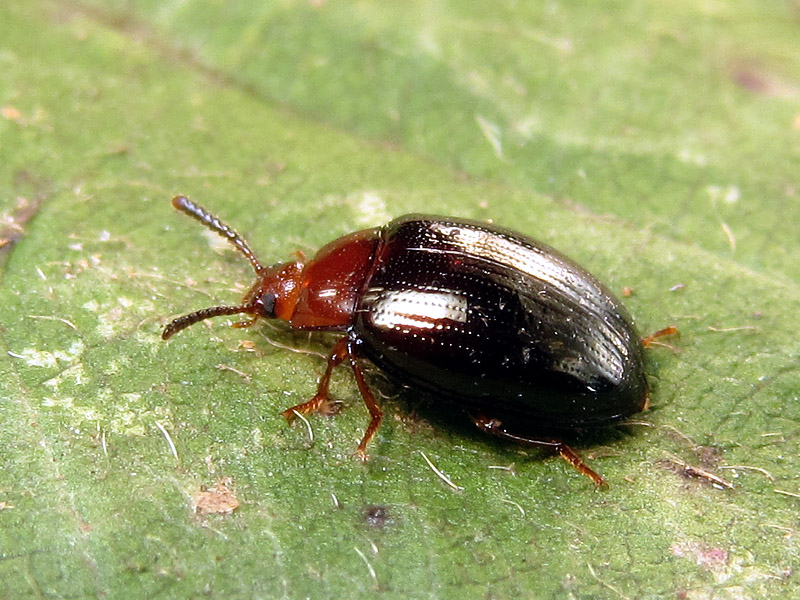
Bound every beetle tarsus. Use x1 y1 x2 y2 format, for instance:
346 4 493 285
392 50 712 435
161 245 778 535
282 394 343 421
642 325 679 348
555 444 607 489
352 448 369 462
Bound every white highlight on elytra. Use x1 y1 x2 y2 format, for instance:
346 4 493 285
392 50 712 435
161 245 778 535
426 222 628 384
428 223 604 315
369 288 467 331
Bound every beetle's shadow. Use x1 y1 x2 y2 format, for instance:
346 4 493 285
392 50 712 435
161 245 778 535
388 384 643 458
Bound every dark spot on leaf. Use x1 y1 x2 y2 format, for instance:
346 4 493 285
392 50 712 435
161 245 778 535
695 444 723 469
363 505 390 528
733 68 771 93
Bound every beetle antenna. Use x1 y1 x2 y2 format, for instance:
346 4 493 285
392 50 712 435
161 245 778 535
162 305 252 340
172 195 266 275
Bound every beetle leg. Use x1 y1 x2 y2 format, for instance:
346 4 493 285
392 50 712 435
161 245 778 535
280 337 383 461
232 318 259 329
469 412 606 488
642 325 679 348
281 337 349 421
346 342 383 462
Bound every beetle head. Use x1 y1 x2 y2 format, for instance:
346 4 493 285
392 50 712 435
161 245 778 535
161 196 304 340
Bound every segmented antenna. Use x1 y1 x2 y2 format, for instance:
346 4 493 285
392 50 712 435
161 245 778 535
162 305 253 340
171 195 265 275
162 196 268 339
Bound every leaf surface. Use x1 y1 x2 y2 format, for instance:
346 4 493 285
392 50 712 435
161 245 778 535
1 1 798 598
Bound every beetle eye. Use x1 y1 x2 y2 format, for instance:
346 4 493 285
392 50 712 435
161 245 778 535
259 293 277 318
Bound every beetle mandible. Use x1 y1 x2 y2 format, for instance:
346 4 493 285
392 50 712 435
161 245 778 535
162 195 660 486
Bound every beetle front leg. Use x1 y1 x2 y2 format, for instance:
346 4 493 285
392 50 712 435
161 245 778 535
469 412 606 488
280 337 383 461
281 337 349 421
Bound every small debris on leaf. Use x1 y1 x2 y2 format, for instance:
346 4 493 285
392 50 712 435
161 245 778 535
658 455 733 490
193 477 240 515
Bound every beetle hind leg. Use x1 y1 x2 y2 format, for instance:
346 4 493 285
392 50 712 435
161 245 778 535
470 412 606 488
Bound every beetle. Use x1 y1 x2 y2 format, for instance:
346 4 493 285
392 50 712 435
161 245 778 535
162 195 667 486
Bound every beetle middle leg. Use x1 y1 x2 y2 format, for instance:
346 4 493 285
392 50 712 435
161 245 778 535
346 348 382 461
469 412 606 488
281 337 382 461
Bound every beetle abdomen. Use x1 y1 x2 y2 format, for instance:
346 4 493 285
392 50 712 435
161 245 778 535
354 215 647 427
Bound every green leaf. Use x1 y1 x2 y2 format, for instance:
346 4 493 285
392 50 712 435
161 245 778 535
1 1 798 598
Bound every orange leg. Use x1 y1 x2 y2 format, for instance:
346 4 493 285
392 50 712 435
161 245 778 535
642 325 679 348
470 413 606 488
280 336 382 460
281 337 349 421
232 317 259 329
348 350 382 461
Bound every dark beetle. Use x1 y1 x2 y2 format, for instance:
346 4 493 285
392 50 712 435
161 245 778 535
162 196 655 485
